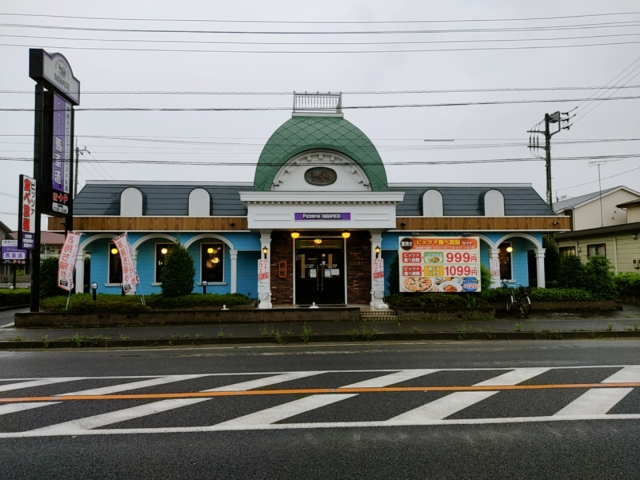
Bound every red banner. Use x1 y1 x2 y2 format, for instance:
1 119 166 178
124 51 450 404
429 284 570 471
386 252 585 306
113 233 138 295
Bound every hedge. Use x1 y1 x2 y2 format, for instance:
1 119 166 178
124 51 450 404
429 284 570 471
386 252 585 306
614 272 640 300
386 293 490 309
480 287 595 303
0 289 31 308
41 292 253 313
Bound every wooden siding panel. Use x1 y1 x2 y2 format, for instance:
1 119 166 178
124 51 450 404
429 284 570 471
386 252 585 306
396 217 569 231
48 216 249 231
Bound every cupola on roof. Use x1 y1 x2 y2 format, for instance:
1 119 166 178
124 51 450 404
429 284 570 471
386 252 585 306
253 93 388 191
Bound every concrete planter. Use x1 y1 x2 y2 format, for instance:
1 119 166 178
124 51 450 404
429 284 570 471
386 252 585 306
490 300 622 311
395 307 495 320
15 307 361 328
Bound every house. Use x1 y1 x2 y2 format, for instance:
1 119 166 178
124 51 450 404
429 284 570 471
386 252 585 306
48 93 569 306
555 186 640 273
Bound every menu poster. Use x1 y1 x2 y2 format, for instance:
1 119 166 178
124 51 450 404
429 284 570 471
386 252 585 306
399 237 481 293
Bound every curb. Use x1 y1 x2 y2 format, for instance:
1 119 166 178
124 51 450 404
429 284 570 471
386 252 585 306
1 329 639 349
0 305 28 312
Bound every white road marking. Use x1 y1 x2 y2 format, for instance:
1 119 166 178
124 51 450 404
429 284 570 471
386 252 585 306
0 377 81 393
554 388 633 416
339 369 438 388
1 414 639 438
57 374 212 396
217 394 357 427
388 391 498 422
0 322 15 328
0 402 57 415
602 366 640 383
473 367 550 386
28 371 325 434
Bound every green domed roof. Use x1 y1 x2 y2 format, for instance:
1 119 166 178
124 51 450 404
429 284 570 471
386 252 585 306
253 115 388 191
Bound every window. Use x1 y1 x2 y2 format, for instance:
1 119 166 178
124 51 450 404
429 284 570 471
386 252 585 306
484 190 505 216
155 243 174 283
559 247 576 257
587 243 606 258
498 242 513 280
189 188 211 216
120 187 143 216
422 190 443 217
108 243 122 284
201 243 224 283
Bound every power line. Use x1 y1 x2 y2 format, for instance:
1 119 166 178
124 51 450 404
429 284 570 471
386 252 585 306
3 85 640 95
0 191 18 199
3 40 640 55
2 95 640 112
2 11 639 24
556 166 640 192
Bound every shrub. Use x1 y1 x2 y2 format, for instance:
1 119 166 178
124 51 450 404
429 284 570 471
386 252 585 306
41 294 150 313
543 235 561 283
614 272 640 300
145 293 252 309
481 287 594 303
558 255 587 290
0 289 31 307
584 255 617 300
39 256 67 299
387 252 399 295
386 292 490 309
160 244 195 298
480 264 492 291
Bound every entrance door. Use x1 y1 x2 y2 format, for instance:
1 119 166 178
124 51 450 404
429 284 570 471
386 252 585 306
295 238 345 305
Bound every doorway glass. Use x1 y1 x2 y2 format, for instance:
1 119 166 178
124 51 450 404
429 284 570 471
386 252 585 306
295 238 345 305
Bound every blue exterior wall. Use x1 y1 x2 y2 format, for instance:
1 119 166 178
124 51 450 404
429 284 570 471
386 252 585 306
82 232 261 295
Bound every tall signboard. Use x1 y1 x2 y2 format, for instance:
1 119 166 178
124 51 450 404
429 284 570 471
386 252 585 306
28 49 80 312
399 236 481 293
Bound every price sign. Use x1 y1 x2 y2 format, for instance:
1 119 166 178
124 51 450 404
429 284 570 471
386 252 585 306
398 236 481 293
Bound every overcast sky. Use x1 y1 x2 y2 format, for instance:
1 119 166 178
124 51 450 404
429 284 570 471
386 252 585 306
1 0 639 230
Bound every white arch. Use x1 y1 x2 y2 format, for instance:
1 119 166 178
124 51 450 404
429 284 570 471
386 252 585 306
494 232 542 250
183 233 235 251
131 233 179 252
79 233 118 252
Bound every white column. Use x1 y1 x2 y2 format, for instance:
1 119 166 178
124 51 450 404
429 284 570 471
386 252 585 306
370 230 388 310
536 248 546 289
132 250 139 285
489 248 501 288
258 230 272 309
75 250 85 293
230 249 238 294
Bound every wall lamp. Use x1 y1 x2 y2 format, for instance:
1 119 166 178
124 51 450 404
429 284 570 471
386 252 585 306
202 280 208 295
341 231 351 239
160 247 168 255
90 282 98 301
110 247 118 255
375 246 381 258
291 231 300 239
313 239 323 245
506 246 514 253
262 246 268 259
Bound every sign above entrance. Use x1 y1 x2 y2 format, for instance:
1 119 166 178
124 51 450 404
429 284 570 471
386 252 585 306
295 213 351 221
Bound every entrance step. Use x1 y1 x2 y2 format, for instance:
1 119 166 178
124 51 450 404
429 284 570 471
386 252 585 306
360 309 399 321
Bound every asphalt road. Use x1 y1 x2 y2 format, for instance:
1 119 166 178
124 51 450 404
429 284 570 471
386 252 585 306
1 340 639 479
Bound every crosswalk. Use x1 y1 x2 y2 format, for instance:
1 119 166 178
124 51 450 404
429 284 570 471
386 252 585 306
0 366 638 438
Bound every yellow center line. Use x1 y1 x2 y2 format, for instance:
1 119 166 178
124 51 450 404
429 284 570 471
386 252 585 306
0 382 638 403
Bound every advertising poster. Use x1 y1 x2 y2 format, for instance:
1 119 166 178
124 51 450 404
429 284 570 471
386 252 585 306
1 240 27 265
257 259 270 296
50 93 72 215
57 231 81 291
372 258 385 293
399 237 481 293
18 175 36 250
113 233 138 295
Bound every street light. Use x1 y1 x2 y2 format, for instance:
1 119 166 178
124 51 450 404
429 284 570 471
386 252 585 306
202 280 208 294
90 282 98 301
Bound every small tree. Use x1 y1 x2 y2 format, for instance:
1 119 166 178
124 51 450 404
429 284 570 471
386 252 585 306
543 235 561 284
160 244 195 298
387 252 399 295
39 256 66 298
480 264 492 291
584 255 617 300
558 255 587 290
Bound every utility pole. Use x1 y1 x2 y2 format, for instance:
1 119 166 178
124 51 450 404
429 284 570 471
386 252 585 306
74 143 89 198
527 111 571 210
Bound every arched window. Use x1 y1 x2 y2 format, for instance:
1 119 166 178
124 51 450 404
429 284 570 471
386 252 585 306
120 187 143 216
189 188 211 217
422 190 443 217
484 190 505 216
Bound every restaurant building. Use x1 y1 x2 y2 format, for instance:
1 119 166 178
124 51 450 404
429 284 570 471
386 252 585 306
51 93 569 308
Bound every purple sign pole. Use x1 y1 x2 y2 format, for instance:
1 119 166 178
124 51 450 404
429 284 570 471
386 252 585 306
51 93 71 215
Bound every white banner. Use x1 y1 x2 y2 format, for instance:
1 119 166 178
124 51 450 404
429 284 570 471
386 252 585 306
57 231 81 291
373 258 385 294
113 233 138 295
257 259 270 296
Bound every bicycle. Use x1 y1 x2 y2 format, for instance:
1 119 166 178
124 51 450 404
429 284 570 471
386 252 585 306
501 280 532 316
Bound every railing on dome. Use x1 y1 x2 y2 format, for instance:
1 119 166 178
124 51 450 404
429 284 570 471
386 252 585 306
293 92 342 113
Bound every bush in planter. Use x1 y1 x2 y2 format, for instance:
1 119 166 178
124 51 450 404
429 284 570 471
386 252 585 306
530 288 594 302
584 255 617 300
159 244 195 298
40 256 67 299
558 255 587 290
145 293 252 309
41 294 150 313
386 292 490 309
614 272 640 300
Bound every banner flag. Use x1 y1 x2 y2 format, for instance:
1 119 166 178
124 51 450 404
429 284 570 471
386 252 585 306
113 233 138 295
57 231 81 291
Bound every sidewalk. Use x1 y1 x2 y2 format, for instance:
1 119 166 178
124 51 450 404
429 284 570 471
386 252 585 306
1 304 639 348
